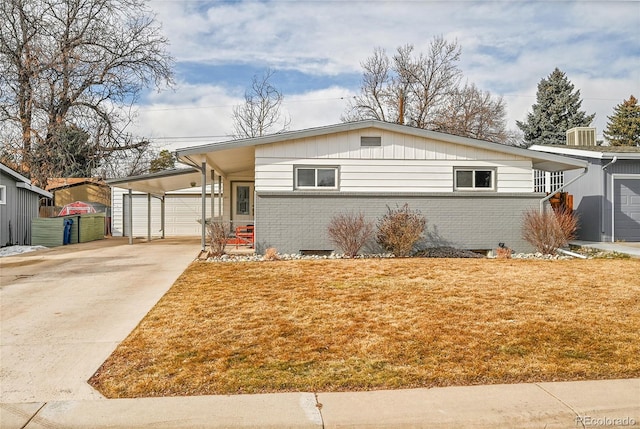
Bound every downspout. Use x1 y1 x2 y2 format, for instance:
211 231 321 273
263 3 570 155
601 156 618 241
539 166 589 213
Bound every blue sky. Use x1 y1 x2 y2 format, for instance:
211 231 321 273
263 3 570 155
132 0 640 149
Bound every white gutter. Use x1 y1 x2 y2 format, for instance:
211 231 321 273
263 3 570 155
602 156 618 171
539 166 588 213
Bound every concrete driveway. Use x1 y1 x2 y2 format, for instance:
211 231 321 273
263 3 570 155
0 237 199 403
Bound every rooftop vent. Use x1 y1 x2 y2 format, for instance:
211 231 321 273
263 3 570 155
566 127 596 146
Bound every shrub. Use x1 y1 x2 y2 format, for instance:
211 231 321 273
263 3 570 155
327 211 374 257
207 222 228 257
495 246 512 259
522 209 579 254
264 247 280 261
376 204 427 257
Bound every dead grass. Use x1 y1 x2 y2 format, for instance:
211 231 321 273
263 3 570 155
89 258 640 398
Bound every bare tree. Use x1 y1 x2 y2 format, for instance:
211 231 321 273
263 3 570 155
344 37 513 144
432 83 508 143
343 37 462 128
232 69 290 139
0 0 173 185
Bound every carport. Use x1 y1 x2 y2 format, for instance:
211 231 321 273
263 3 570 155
107 167 223 250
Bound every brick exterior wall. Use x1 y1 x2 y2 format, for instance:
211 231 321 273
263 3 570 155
254 192 542 255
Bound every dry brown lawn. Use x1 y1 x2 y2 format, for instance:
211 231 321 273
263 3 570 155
90 258 640 398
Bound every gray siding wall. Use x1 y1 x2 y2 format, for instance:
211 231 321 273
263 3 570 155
255 192 542 255
0 171 17 245
564 160 603 241
1 171 41 246
565 158 640 241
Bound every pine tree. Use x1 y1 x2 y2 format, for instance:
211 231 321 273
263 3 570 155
603 95 640 147
149 150 176 173
517 68 595 146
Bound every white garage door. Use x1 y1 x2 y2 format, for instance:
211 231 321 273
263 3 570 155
614 178 640 241
164 195 209 236
123 195 162 237
124 194 217 237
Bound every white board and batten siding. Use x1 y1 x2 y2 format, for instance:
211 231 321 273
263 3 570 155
112 187 219 237
255 128 533 193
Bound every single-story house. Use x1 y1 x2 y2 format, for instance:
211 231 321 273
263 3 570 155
109 121 589 253
0 163 53 246
170 120 592 253
108 168 220 239
530 144 640 242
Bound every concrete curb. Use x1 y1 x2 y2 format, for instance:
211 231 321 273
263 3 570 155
2 379 638 429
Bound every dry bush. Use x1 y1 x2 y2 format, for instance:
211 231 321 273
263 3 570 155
376 204 427 257
522 209 578 254
327 211 375 257
264 247 280 261
495 246 512 259
207 222 228 257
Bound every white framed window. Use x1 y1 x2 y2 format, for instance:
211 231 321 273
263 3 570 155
0 185 6 205
294 166 338 190
454 168 495 191
533 170 565 193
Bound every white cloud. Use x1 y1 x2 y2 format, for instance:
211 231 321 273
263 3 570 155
131 82 353 151
139 0 639 141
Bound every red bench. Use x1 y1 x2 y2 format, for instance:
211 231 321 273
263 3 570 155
235 225 254 248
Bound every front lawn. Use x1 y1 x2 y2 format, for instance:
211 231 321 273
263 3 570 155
90 258 640 397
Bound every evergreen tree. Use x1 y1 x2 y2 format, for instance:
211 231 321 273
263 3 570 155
603 95 640 147
517 68 595 146
149 149 176 173
30 124 96 181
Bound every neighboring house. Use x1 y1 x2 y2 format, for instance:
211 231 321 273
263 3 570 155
108 168 220 238
0 163 53 246
530 144 640 242
110 121 588 253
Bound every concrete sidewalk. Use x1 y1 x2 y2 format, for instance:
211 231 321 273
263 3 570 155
571 240 640 258
1 378 638 428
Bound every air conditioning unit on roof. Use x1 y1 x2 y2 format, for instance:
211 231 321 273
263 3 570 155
566 127 596 146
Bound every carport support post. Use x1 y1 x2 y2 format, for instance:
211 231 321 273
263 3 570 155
201 161 207 252
128 189 133 245
161 196 165 239
218 175 222 222
211 170 216 224
147 193 151 242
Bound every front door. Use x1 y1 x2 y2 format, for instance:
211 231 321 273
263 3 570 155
231 182 254 229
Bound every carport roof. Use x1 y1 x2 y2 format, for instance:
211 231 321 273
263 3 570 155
106 167 204 195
